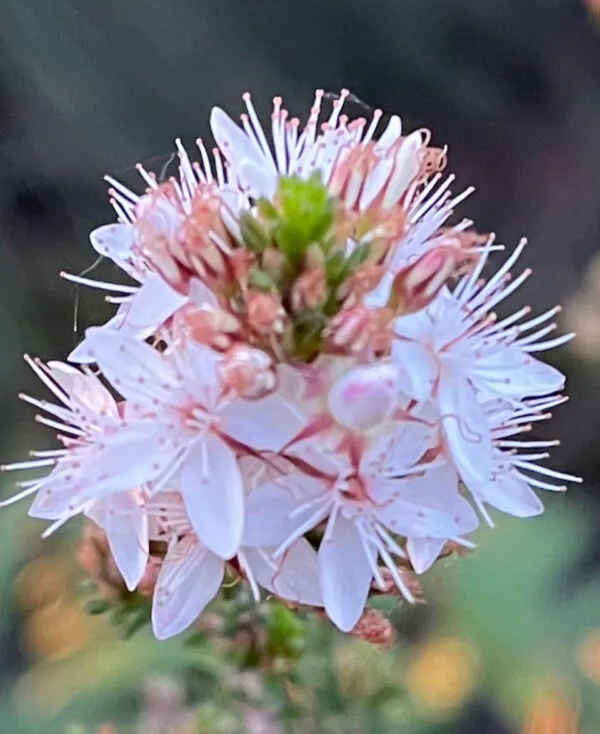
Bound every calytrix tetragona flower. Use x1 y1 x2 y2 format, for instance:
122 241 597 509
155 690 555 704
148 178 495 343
2 89 578 640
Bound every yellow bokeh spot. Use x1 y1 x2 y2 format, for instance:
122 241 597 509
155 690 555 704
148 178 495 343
13 555 72 611
405 637 479 716
23 596 97 660
577 630 600 685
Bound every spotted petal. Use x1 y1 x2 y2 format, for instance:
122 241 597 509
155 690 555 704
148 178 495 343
152 540 224 640
244 539 323 607
319 515 374 632
180 434 244 559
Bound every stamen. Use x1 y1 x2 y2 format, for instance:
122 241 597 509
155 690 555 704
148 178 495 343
0 483 42 507
136 164 158 189
1 457 57 471
522 333 575 352
372 533 415 602
513 461 582 483
242 92 276 167
195 139 214 183
272 499 332 559
356 521 386 588
238 549 261 603
60 272 137 294
473 495 495 528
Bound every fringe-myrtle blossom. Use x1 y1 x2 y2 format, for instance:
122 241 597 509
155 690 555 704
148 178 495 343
2 89 579 638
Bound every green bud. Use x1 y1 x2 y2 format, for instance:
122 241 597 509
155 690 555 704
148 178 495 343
258 198 279 221
248 268 276 292
271 174 336 267
305 242 327 270
239 211 270 253
344 241 372 271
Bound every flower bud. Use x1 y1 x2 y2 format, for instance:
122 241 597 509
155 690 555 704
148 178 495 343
246 290 286 335
290 267 327 313
390 245 476 313
177 304 241 351
351 608 397 648
261 247 287 281
326 305 392 355
220 344 276 399
327 363 399 431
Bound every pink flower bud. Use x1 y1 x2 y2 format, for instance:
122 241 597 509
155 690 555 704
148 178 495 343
391 245 477 312
220 344 276 399
327 363 399 431
246 291 287 335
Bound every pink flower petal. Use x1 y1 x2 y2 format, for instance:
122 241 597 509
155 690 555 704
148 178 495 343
392 339 438 401
90 223 138 279
374 465 479 538
83 328 176 402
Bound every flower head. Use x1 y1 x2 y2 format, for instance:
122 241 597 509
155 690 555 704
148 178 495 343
2 89 578 639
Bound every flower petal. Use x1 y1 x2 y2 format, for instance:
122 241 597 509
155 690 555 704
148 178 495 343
180 434 244 559
82 328 176 402
473 347 565 400
319 515 373 632
220 393 307 452
243 475 324 547
113 274 186 337
406 537 446 574
211 106 276 194
244 539 323 607
374 465 479 538
360 420 437 478
477 468 544 518
88 493 149 590
79 425 182 501
392 339 438 401
439 370 492 491
90 223 139 279
152 540 223 640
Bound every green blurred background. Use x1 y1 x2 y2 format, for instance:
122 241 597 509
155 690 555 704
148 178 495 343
2 1 600 731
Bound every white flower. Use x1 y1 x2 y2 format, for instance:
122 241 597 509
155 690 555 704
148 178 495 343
1 87 579 640
67 138 242 362
77 328 306 559
211 90 474 274
145 492 322 639
467 395 582 524
0 359 123 525
392 240 571 494
244 424 478 631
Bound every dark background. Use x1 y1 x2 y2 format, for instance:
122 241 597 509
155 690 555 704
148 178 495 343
1 2 600 732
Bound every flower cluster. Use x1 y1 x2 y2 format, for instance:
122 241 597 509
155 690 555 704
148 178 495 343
2 90 579 638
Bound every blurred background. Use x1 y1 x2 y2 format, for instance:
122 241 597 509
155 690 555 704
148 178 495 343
1 1 600 731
